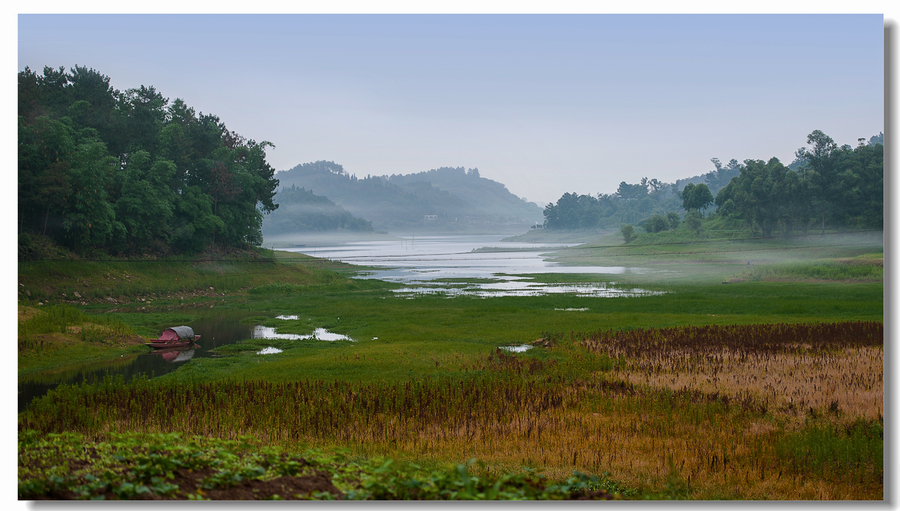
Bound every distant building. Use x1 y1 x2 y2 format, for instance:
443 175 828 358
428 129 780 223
424 214 438 221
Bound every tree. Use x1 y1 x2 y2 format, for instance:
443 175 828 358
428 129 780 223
621 224 635 243
616 181 648 200
62 139 122 251
667 211 680 230
684 211 702 235
114 151 175 251
643 214 670 233
715 157 805 237
704 158 743 193
116 85 168 155
798 130 840 233
680 183 714 215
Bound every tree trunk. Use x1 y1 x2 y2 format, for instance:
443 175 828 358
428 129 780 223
42 206 51 236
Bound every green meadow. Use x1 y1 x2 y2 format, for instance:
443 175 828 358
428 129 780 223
18 231 884 500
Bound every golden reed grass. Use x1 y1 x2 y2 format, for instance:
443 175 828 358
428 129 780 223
20 322 882 499
580 321 883 423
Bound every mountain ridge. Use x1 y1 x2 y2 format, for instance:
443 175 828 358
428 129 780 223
269 161 544 232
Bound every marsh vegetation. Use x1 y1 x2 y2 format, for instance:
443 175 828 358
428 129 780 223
18 232 883 500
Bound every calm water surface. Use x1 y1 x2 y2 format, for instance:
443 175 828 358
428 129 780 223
284 234 664 297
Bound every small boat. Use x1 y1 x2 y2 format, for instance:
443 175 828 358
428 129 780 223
145 326 201 349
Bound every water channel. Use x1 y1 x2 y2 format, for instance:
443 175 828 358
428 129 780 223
19 313 250 412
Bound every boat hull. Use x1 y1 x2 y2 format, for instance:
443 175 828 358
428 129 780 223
145 335 200 349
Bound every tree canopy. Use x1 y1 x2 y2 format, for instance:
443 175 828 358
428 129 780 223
680 183 714 215
542 130 882 237
542 177 681 231
18 65 279 257
714 131 882 236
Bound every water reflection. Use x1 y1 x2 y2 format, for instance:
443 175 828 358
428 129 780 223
18 312 253 412
251 326 355 342
148 347 196 363
19 313 368 411
393 281 663 298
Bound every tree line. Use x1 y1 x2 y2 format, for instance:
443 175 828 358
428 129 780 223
715 130 883 236
542 130 883 237
18 65 279 258
542 177 683 230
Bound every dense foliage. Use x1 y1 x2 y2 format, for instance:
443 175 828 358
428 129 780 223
18 65 279 257
715 130 884 236
542 178 682 231
262 185 373 235
544 130 883 237
274 162 543 231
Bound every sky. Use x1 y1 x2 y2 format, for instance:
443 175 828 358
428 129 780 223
15 9 888 205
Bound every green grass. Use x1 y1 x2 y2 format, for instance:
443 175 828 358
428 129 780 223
17 232 885 500
17 250 354 306
732 260 883 282
18 305 148 378
774 419 883 481
545 230 883 285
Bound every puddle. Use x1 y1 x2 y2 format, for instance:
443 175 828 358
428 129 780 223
555 308 590 311
251 326 355 342
276 315 299 320
251 326 306 340
500 344 533 353
257 347 283 355
301 328 356 342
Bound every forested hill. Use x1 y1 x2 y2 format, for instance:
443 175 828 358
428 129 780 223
262 185 373 235
18 65 279 259
274 162 544 231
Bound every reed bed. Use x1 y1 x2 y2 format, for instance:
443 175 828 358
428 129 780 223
20 321 884 500
579 322 883 422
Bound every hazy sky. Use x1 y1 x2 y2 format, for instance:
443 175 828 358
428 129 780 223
17 12 885 204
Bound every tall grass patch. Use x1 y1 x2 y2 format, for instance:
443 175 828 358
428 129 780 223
20 322 884 499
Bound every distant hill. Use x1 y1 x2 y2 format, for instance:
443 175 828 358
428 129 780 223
262 185 373 235
273 161 544 231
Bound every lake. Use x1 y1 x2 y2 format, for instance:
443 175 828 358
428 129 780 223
282 234 664 297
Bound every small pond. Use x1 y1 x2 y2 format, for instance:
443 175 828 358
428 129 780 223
18 313 350 412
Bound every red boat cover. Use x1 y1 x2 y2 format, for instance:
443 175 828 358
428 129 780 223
154 326 195 342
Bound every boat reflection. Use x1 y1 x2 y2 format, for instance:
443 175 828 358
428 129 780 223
148 346 197 363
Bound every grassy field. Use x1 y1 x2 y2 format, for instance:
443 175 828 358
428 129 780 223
17 231 884 500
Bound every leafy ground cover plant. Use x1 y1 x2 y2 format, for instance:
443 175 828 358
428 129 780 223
18 431 621 500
